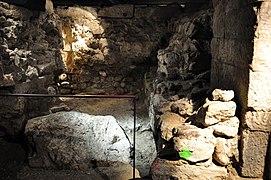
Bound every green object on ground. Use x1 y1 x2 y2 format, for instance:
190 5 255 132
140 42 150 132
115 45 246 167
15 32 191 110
179 148 192 159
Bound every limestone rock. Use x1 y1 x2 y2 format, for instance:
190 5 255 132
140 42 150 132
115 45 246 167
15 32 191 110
171 98 194 117
151 158 228 180
159 112 186 141
244 111 271 131
210 116 239 138
149 93 170 132
196 100 236 126
213 138 229 166
25 111 131 170
212 89 234 102
157 49 180 79
0 73 15 87
158 102 173 114
0 96 26 135
173 125 216 163
248 71 271 111
224 136 238 158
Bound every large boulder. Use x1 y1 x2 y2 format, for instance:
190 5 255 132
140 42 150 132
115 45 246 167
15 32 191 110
25 111 131 170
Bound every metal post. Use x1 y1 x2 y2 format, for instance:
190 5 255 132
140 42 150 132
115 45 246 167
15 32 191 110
133 98 136 180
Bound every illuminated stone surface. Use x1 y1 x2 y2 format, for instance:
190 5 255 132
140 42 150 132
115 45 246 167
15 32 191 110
25 111 131 170
151 158 228 180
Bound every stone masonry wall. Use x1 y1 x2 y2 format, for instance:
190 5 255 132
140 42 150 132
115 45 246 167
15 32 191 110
211 0 271 178
242 2 271 178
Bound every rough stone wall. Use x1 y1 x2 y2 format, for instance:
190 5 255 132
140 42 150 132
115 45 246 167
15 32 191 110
145 8 213 138
55 5 182 95
211 0 271 178
0 2 183 134
0 2 64 135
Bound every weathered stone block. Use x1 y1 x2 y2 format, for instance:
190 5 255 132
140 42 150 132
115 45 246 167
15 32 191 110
170 98 194 117
248 71 271 111
224 8 255 40
240 130 270 177
173 125 216 163
211 38 220 61
211 39 252 70
57 6 98 20
217 137 238 159
212 9 225 38
213 138 229 166
212 89 234 102
196 100 236 126
151 158 228 180
98 4 134 18
209 116 239 138
224 0 248 10
245 111 271 132
255 21 271 39
257 2 271 24
253 38 271 63
250 57 271 72
159 112 186 141
134 5 182 20
253 38 271 62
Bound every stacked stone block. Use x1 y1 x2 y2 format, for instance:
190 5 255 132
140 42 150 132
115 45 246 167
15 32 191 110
150 89 239 179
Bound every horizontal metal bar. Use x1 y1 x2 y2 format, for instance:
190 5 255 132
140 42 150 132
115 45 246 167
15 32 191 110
0 93 136 99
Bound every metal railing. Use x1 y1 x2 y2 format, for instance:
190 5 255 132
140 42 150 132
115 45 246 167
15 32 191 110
0 93 137 179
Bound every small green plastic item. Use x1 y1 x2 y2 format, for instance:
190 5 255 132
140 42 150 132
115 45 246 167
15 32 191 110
179 148 192 159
